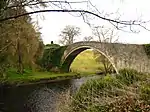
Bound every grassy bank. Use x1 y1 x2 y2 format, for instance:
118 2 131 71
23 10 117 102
0 71 82 86
0 68 96 86
0 50 103 86
58 69 150 112
0 72 79 86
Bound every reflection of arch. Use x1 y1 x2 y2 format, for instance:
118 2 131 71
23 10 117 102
61 46 118 74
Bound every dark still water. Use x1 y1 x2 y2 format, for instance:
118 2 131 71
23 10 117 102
0 76 97 112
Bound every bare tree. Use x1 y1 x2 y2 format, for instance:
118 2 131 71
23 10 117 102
83 36 93 41
94 51 115 74
93 26 118 74
93 26 119 43
59 25 81 45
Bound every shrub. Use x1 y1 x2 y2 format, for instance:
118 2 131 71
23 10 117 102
38 44 67 71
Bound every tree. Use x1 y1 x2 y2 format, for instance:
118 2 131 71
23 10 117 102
83 36 93 41
0 0 44 76
93 26 119 42
93 26 118 74
94 51 114 74
59 25 81 45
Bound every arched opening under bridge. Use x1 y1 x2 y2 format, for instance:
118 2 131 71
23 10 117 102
61 46 118 74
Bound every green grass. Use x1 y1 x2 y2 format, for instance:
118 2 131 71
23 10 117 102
0 68 79 86
70 50 103 74
0 50 104 85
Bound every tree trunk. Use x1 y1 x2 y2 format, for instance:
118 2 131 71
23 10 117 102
17 40 23 74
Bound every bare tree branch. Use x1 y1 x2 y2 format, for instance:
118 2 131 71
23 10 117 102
5 1 88 10
1 9 148 29
1 0 150 32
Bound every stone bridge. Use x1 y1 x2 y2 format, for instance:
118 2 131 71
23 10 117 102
60 41 150 73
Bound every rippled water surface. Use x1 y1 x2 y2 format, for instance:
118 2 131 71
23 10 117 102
0 76 99 112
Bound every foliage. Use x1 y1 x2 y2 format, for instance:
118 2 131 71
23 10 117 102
38 44 67 71
0 0 44 77
0 52 10 78
59 25 81 45
143 44 150 58
51 46 68 68
38 44 60 71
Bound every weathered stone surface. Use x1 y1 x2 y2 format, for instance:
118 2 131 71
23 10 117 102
61 41 150 73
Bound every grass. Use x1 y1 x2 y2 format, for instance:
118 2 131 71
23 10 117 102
0 50 104 85
0 68 79 86
70 50 103 74
67 69 150 112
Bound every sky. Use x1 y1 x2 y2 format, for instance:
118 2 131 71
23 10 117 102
31 0 150 45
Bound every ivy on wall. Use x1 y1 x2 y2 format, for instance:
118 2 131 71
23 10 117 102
38 44 67 71
51 46 67 68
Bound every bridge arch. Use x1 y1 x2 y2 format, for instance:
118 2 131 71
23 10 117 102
61 45 119 74
60 41 150 73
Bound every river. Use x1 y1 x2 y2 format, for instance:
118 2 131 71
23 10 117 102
0 76 98 112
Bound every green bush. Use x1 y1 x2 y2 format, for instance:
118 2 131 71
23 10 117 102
38 44 60 71
38 44 67 71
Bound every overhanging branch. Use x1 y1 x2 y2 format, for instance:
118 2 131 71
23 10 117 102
0 9 139 25
5 1 88 10
1 0 150 32
0 9 149 31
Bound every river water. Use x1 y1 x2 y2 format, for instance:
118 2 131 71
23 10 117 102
0 76 98 112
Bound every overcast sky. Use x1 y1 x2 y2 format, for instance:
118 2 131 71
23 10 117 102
31 0 150 44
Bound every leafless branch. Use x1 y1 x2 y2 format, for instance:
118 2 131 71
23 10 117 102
1 9 148 30
5 1 88 10
1 0 150 32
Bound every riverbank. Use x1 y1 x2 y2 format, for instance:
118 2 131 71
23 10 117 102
59 69 150 112
0 50 101 87
0 71 95 87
